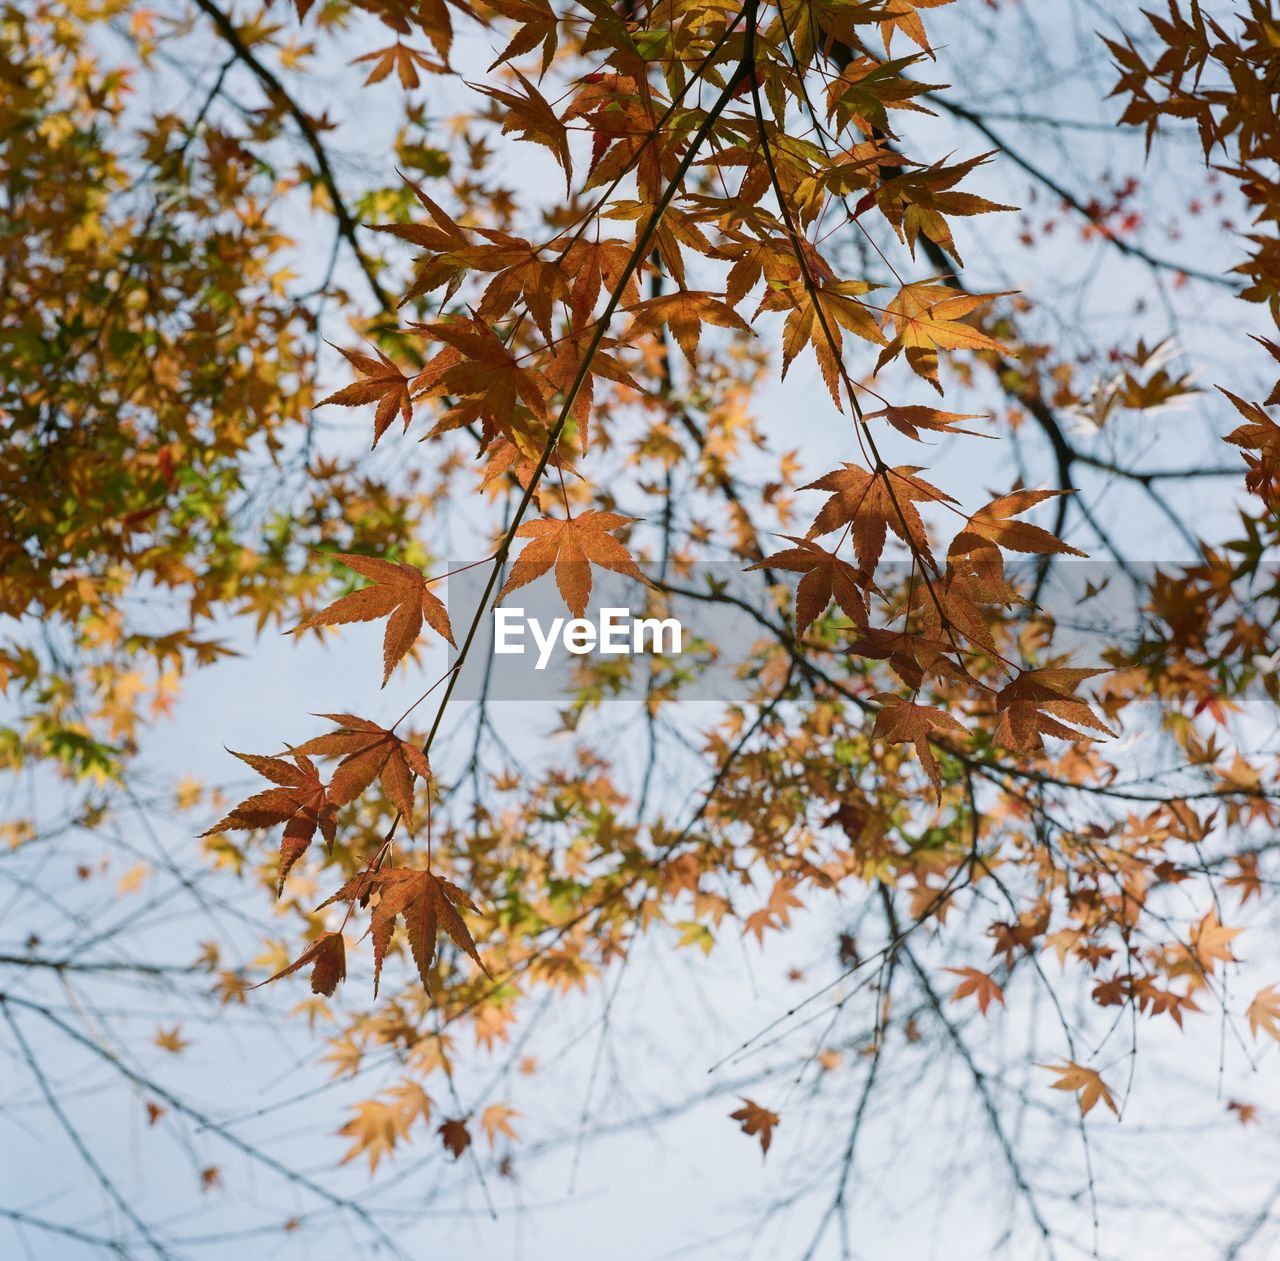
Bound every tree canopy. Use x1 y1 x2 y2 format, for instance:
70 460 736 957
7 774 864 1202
3 0 1280 1256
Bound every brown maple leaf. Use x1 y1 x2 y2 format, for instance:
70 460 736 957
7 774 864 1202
803 463 955 572
201 750 335 894
872 695 967 797
1222 387 1280 498
323 866 488 995
438 1117 472 1160
867 404 989 442
730 1098 780 1157
993 668 1112 753
414 316 551 448
478 70 572 189
257 931 347 997
318 344 414 447
292 552 453 686
847 627 969 691
292 715 431 826
749 536 868 636
499 511 646 618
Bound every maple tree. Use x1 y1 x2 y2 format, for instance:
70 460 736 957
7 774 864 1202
4 0 1280 1256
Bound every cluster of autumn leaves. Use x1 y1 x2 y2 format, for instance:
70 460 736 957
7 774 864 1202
190 0 1280 1164
226 0 1110 1024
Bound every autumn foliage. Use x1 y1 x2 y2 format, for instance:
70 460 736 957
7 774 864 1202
4 0 1280 1254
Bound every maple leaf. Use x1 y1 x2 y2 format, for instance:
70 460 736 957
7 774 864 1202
480 1103 520 1147
876 282 1007 391
867 404 989 442
292 552 454 686
351 42 446 89
760 278 885 407
486 0 559 73
499 511 646 618
879 0 956 54
317 344 414 447
292 715 431 825
955 489 1085 558
465 231 571 342
872 695 967 798
730 1098 780 1157
562 237 641 324
875 152 1014 262
848 627 969 691
1190 909 1241 973
993 668 1112 753
438 1117 472 1160
803 463 955 571
154 1026 189 1054
946 966 1005 1016
201 750 335 894
749 536 868 636
323 866 488 996
476 70 571 189
414 316 551 447
626 291 753 366
371 184 469 306
1246 985 1280 1042
1221 387 1280 498
258 932 347 997
339 1100 401 1173
713 233 794 308
1042 1061 1117 1117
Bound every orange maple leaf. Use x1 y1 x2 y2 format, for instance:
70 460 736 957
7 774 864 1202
946 966 1005 1015
322 866 488 995
351 42 445 89
201 750 335 894
867 404 989 442
338 1100 401 1172
293 552 453 686
415 316 551 447
730 1098 780 1157
1190 909 1241 973
876 282 1006 391
318 344 414 447
748 536 868 636
803 463 955 571
480 1103 520 1147
1043 1061 1117 1117
1247 985 1280 1041
499 511 646 618
626 290 753 365
957 489 1086 558
292 715 431 825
